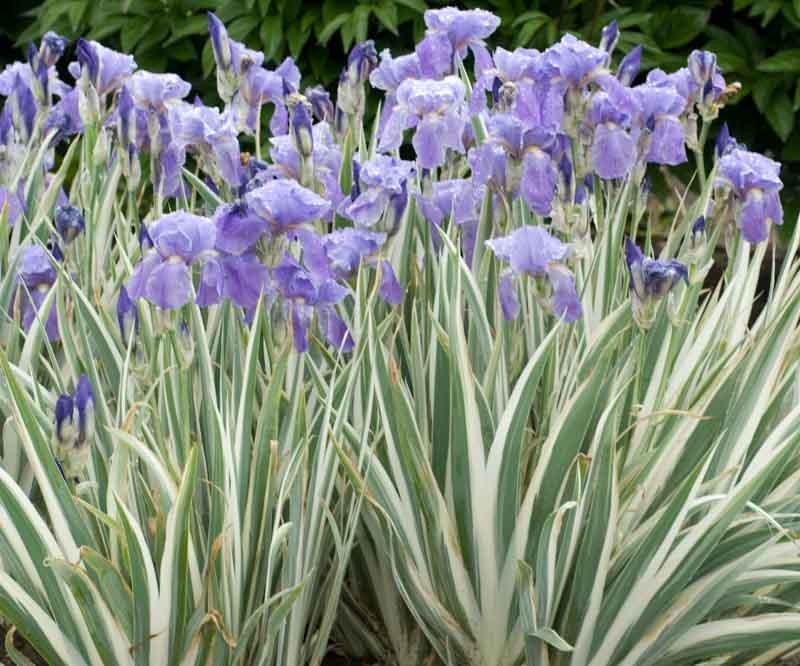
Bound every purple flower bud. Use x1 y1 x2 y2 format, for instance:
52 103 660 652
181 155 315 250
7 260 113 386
54 204 85 244
600 21 619 55
40 32 68 68
715 123 735 159
117 86 135 149
75 39 99 86
692 216 705 235
347 40 378 85
55 395 75 445
10 74 36 140
306 85 334 123
625 237 687 304
74 374 94 444
688 50 716 89
547 265 583 322
138 223 154 251
617 45 642 86
117 286 138 341
208 12 232 72
48 237 64 263
350 159 361 200
379 259 403 305
287 94 314 158
498 272 520 320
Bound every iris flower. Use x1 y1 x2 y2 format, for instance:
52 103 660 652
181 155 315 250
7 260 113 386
486 225 582 321
126 212 216 309
716 147 783 244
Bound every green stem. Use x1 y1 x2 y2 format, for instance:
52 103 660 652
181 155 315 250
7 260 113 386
694 119 711 192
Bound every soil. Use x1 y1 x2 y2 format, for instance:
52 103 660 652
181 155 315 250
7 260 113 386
0 624 46 665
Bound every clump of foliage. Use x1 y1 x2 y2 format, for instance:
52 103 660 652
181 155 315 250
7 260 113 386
1 6 800 666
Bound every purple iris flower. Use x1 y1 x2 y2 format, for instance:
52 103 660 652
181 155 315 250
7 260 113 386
245 178 331 236
486 225 582 322
473 113 561 215
341 154 415 228
126 211 216 309
587 91 637 180
190 205 271 313
370 50 423 93
171 101 242 188
272 253 352 352
716 147 783 244
633 80 687 166
45 87 83 140
213 202 269 255
127 71 191 113
625 237 687 322
14 245 60 340
416 178 485 262
68 40 136 97
369 49 423 138
233 57 300 135
294 227 403 306
470 46 540 113
125 73 191 198
196 250 270 311
548 264 584 321
416 7 500 78
544 34 609 90
486 225 571 274
0 58 70 121
379 76 466 169
469 140 508 194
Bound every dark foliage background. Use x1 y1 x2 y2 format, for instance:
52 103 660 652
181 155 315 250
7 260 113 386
4 0 800 232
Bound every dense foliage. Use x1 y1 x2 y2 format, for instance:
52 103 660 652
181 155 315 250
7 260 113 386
1 5 800 666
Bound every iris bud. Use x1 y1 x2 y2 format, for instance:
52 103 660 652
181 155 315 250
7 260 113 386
55 204 85 244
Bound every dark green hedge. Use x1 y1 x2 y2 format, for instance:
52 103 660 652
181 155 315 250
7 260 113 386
9 0 800 225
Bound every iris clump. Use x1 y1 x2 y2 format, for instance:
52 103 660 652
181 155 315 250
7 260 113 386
2 8 800 666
